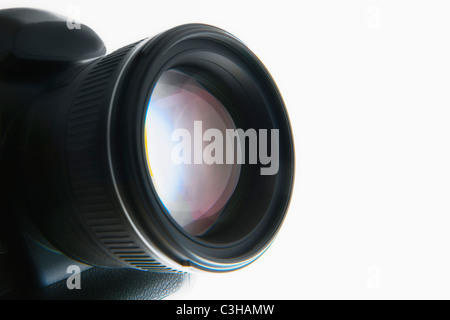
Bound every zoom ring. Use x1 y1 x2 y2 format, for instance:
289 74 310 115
67 42 178 273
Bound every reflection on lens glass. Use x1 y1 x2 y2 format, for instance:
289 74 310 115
144 69 240 236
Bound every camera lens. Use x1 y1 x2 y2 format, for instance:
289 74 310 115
144 69 241 236
9 23 294 273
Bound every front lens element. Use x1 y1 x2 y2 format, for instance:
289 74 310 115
144 69 240 236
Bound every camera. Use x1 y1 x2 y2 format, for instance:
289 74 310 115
0 8 294 299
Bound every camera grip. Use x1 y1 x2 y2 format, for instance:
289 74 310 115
0 8 106 63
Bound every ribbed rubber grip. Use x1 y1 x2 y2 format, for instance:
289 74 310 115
66 42 178 272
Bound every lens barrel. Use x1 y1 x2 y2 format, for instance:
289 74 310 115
1 17 294 273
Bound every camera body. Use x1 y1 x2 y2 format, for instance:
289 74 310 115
0 7 295 299
0 8 188 299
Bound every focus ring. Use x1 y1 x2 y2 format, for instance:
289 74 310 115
67 42 177 272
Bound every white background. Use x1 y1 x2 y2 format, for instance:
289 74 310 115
3 0 450 300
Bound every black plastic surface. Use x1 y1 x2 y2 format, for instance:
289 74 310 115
6 267 189 300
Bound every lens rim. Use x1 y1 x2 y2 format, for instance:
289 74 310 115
110 24 295 272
